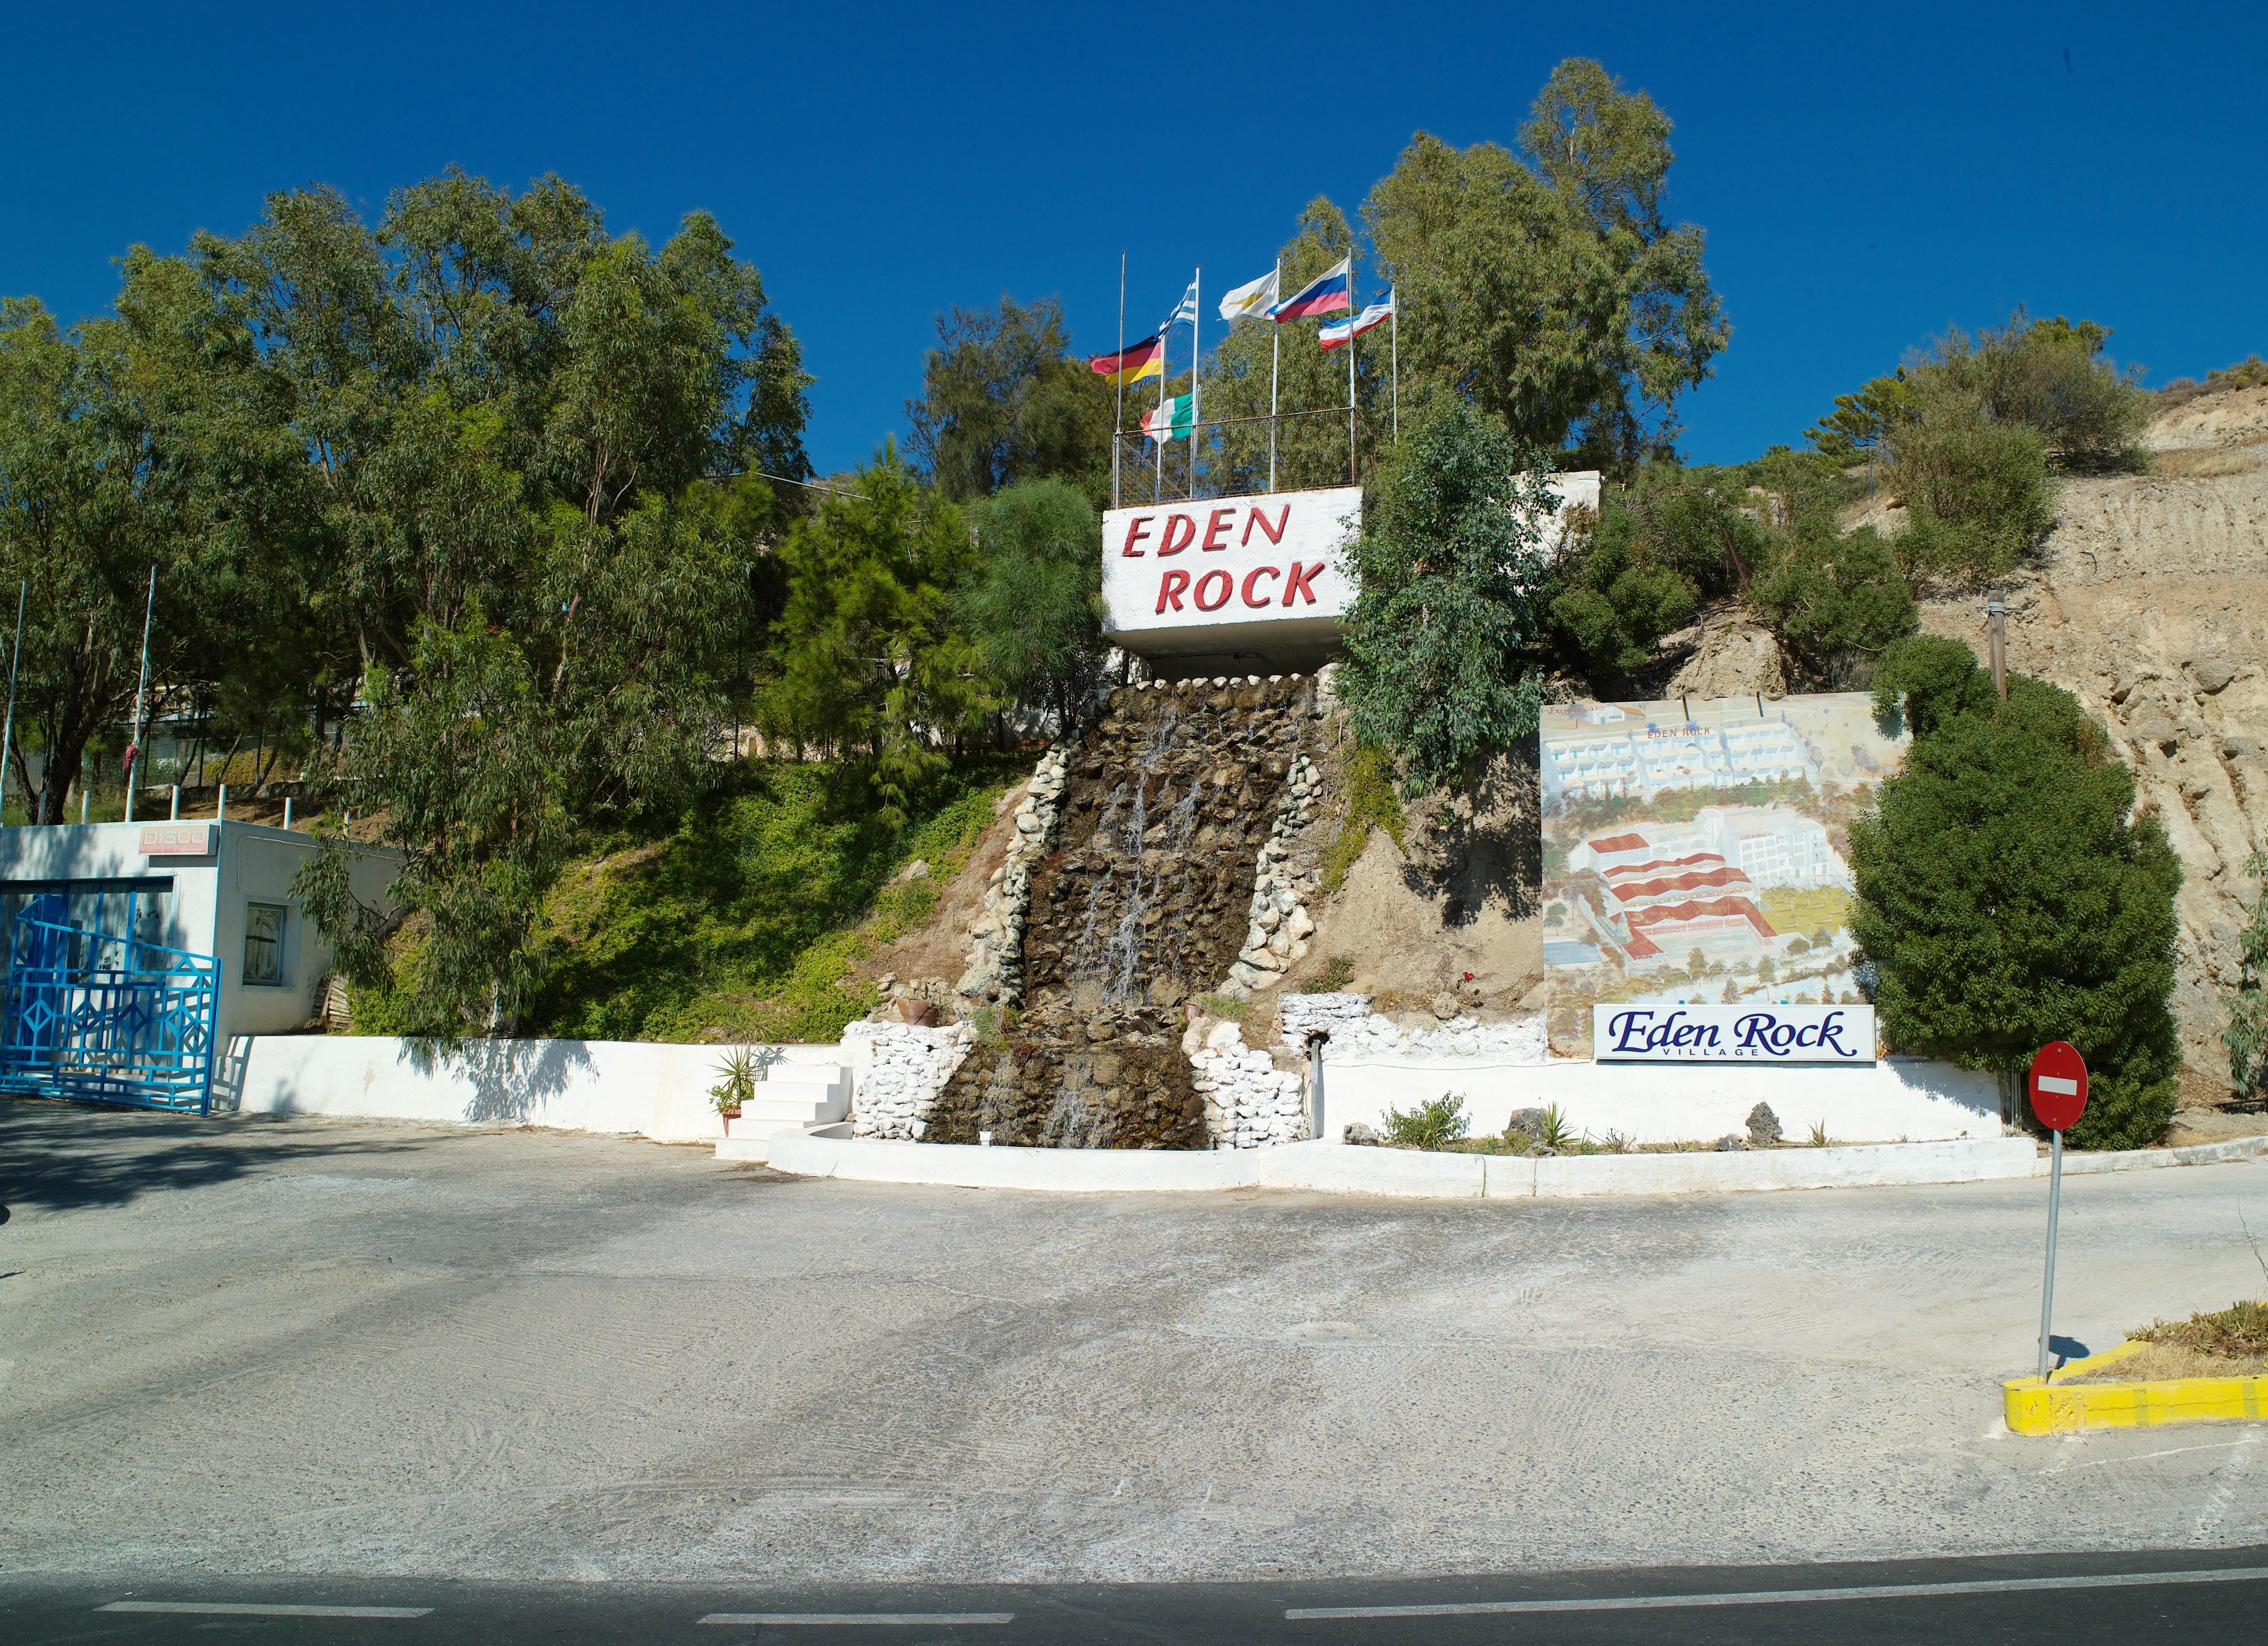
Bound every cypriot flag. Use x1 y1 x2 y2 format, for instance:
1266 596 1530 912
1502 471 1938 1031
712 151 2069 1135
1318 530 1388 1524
1217 266 1279 322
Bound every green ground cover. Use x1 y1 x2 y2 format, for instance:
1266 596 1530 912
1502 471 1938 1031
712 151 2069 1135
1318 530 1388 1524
504 754 1027 1044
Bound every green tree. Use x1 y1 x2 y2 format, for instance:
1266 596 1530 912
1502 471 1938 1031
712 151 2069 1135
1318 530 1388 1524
906 295 1113 503
959 477 1106 733
188 174 810 1040
1363 59 1729 473
759 449 989 823
1851 637 2182 1148
1339 401 1554 791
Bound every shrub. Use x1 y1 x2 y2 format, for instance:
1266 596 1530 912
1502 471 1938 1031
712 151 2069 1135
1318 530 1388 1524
1384 1091 1469 1150
1853 638 2183 1149
1884 403 2054 587
1927 311 2150 473
1753 523 1917 686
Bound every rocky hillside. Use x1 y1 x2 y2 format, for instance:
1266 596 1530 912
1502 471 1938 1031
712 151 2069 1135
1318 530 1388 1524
1656 385 2268 1095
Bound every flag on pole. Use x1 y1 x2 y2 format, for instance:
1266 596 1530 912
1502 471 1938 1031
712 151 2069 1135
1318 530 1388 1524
1319 288 1395 350
1161 280 1200 331
1217 266 1280 322
1267 257 1353 322
1143 392 1195 442
1090 334 1164 385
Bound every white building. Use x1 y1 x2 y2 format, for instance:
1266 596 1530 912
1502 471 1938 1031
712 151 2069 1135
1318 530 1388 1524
1694 805 1845 889
0 820 400 1111
1542 711 1822 804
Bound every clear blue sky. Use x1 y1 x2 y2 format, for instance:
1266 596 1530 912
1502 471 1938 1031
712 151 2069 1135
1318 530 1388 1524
5 2 2263 476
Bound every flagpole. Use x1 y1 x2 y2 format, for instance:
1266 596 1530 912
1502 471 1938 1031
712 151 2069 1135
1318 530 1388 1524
1188 266 1201 501
1113 252 1125 509
1390 291 1400 444
1268 258 1280 493
123 564 155 824
0 580 23 827
1346 272 1359 486
1153 286 1167 506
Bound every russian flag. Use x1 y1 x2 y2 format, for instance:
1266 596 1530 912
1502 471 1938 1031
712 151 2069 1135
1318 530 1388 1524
1320 288 1395 350
1267 257 1353 322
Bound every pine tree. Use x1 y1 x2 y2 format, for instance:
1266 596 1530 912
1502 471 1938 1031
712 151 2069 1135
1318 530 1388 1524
1850 637 2183 1148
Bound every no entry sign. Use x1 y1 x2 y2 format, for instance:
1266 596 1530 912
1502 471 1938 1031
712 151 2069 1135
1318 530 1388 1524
2028 1040 2090 1132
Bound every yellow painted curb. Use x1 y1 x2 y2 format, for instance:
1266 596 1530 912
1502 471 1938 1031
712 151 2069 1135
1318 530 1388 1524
2003 1338 2268 1435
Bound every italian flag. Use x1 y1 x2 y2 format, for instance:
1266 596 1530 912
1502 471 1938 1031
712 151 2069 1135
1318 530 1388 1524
1144 393 1194 442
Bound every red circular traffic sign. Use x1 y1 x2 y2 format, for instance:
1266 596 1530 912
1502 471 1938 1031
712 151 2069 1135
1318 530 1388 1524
2028 1041 2090 1131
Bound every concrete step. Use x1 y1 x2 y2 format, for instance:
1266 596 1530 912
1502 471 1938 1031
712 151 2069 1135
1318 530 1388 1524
716 1118 853 1164
723 1067 850 1131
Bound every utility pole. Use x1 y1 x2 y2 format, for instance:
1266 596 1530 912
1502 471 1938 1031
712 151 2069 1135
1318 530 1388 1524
123 566 156 823
1986 589 2008 701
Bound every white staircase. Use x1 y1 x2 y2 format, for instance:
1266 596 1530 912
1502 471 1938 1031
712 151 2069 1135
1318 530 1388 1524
716 1064 853 1162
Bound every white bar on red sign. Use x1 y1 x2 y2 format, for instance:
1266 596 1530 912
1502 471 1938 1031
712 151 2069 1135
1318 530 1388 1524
2034 1075 2080 1095
1592 1002 1876 1064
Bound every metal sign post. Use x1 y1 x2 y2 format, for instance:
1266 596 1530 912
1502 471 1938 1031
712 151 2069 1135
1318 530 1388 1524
2028 1040 2090 1381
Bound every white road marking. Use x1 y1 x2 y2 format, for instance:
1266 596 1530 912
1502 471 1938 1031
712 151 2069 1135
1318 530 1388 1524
2192 1426 2261 1543
98 1601 432 1618
2040 1436 2258 1475
1284 1566 2268 1619
697 1614 1013 1627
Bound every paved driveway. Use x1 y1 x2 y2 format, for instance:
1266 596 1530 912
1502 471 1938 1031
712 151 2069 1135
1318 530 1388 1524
3 1099 2265 1584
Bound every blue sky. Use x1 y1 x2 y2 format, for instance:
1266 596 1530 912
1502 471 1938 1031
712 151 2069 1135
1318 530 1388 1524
4 2 2263 476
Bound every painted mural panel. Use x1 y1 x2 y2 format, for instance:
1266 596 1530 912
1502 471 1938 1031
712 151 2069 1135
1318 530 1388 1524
1538 694 1908 1059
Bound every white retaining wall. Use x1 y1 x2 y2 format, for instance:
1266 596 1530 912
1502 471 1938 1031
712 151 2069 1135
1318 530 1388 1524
225 1036 845 1143
843 1019 975 1138
1319 1054 2003 1146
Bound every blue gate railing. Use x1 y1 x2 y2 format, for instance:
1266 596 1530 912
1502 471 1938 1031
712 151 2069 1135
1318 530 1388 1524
0 895 221 1114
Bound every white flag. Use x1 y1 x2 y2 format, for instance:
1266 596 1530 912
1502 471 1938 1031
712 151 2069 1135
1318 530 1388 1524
1217 266 1279 322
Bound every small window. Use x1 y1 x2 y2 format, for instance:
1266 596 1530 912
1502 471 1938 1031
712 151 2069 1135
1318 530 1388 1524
244 902 287 986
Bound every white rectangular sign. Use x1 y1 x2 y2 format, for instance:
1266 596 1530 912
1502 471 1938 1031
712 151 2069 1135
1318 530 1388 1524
1101 486 1361 658
1593 1002 1876 1064
140 823 214 857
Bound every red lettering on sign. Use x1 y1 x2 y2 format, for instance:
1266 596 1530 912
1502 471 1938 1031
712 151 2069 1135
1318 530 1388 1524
1193 569 1233 611
1243 504 1290 546
1281 560 1324 605
1155 569 1190 612
1201 507 1238 550
1241 566 1280 606
1159 513 1197 555
1120 516 1156 556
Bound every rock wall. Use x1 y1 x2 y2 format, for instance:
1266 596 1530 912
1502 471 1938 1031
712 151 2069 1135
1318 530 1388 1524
844 1020 974 1140
1279 992 1550 1063
924 675 1322 1148
954 747 1069 1007
1183 1017 1309 1149
1917 461 2268 1089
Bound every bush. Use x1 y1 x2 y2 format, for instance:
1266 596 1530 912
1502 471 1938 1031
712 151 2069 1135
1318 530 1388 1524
958 477 1108 731
1884 403 2054 587
1752 523 1916 686
1384 1092 1469 1149
1852 637 2183 1149
1928 312 2150 473
2226 850 2268 1102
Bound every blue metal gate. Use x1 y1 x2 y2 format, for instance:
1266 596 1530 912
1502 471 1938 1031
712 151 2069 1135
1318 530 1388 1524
0 894 221 1113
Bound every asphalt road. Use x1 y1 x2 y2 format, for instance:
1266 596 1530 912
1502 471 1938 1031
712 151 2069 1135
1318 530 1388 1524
9 1551 2268 1644
4 1098 2267 1601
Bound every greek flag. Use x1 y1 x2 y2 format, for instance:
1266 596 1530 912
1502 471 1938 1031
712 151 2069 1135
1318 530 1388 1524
1161 280 1199 332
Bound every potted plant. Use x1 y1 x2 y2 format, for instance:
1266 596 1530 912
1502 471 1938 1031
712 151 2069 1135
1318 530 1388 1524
710 1044 761 1127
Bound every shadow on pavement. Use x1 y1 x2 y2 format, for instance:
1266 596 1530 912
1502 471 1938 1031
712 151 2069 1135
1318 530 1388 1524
0 1096 423 1215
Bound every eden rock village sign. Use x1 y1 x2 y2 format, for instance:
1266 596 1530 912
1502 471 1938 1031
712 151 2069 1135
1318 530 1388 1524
1593 1002 1877 1064
1101 486 1360 673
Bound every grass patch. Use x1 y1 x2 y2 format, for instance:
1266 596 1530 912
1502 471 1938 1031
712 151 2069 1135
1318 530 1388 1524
520 753 1027 1044
1320 744 1406 895
2150 446 2263 479
2130 1297 2268 1360
1299 955 1356 994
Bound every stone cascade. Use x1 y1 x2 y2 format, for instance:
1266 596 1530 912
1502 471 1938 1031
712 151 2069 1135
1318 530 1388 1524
954 747 1069 1006
1225 750 1322 997
925 675 1320 1148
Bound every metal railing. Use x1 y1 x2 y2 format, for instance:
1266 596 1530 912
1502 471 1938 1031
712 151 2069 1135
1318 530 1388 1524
0 900 221 1114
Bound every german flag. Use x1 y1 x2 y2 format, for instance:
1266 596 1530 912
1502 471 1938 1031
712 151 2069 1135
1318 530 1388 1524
1089 334 1164 386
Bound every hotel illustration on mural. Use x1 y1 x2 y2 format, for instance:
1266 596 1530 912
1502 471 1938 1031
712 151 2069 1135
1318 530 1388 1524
1539 692 1907 1055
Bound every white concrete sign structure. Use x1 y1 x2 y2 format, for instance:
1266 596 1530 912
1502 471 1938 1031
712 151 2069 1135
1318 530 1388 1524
1593 1002 1876 1064
1102 486 1361 667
